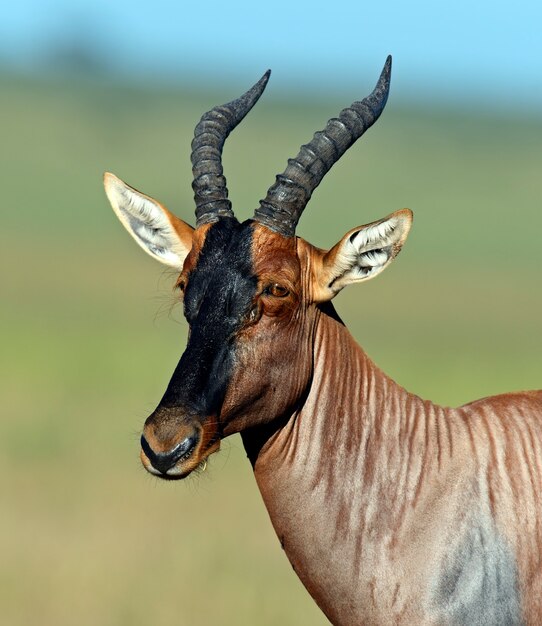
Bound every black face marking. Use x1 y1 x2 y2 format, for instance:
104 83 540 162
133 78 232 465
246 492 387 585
159 218 257 419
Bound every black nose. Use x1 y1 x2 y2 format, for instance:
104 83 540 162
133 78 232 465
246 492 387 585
140 434 198 474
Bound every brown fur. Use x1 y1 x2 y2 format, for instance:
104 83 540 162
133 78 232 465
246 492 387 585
120 211 542 624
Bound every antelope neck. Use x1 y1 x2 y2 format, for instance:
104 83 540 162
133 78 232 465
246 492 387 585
244 304 451 623
250 302 445 514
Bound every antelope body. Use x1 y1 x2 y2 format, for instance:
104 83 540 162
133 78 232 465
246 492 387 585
104 58 542 625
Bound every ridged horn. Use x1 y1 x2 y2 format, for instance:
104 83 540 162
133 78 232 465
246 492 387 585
253 56 392 237
192 70 271 227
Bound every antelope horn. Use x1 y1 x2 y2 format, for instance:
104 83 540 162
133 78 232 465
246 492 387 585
253 56 392 237
192 70 271 227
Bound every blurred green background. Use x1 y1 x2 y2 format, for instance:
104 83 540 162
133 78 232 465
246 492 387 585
1 2 542 621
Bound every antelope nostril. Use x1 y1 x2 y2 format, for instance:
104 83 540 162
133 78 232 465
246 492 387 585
140 433 199 474
171 435 198 461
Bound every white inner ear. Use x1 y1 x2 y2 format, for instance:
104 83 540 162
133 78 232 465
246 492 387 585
105 174 190 269
346 219 396 274
330 216 404 290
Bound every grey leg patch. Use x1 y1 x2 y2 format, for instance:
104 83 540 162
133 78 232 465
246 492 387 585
434 523 523 625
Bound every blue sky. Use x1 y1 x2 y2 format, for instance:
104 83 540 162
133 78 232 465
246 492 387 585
1 0 541 111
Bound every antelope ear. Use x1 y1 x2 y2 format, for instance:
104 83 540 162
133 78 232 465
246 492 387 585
104 172 194 270
312 209 413 302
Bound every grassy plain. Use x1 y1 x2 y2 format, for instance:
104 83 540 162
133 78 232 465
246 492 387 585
1 72 541 625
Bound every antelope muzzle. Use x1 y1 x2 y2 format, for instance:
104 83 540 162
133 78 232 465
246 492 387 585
140 408 220 479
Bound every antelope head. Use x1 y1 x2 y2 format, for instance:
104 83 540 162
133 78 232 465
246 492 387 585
104 57 412 479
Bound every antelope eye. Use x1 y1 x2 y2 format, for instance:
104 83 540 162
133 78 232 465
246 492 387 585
265 283 289 298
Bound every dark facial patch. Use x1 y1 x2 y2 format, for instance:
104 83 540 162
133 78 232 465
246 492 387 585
159 218 257 420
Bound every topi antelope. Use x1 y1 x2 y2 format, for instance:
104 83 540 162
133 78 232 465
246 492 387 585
104 57 542 625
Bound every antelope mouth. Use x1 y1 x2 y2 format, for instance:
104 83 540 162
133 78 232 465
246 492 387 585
140 426 221 480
